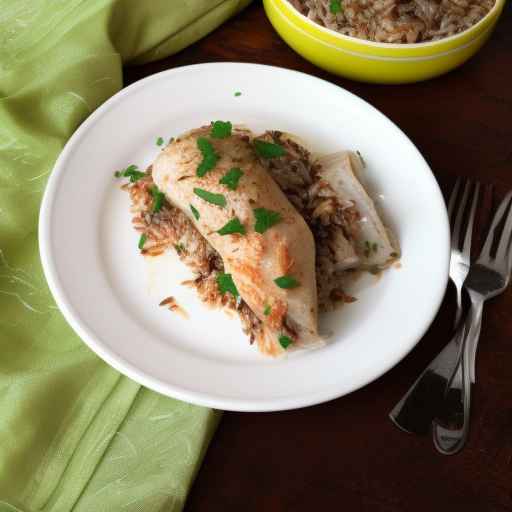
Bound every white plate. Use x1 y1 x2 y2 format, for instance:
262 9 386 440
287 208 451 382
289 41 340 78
39 63 449 412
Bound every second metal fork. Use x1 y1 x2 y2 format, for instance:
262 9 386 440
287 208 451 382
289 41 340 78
433 190 512 454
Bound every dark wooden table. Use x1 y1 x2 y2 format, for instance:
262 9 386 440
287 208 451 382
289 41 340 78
125 4 512 511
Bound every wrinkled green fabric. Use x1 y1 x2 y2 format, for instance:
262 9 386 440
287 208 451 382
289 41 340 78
0 1 252 510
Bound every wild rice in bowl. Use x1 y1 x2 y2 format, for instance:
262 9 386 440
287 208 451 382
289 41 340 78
289 0 494 43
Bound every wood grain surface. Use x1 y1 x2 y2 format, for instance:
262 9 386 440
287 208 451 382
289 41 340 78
125 4 512 511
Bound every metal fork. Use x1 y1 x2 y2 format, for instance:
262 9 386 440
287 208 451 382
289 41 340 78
433 190 512 454
389 179 479 435
449 179 478 328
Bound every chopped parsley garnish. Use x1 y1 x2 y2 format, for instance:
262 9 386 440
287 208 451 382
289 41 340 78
156 136 164 146
169 137 175 144
190 204 200 220
274 275 300 289
234 91 242 97
193 188 226 207
219 167 244 190
264 304 271 316
217 273 239 297
175 243 185 254
151 185 165 213
330 0 343 13
115 164 145 182
254 140 286 159
138 233 147 250
196 137 219 177
211 120 232 139
279 334 293 349
217 217 246 236
254 208 282 234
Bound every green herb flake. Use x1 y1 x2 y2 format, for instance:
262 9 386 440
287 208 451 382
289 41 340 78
372 242 378 253
217 217 246 236
138 233 147 250
190 204 200 220
330 0 343 13
234 91 242 97
193 188 226 207
175 243 185 254
254 208 282 234
210 120 232 139
216 273 239 297
274 275 300 289
219 167 244 190
254 140 286 159
264 304 271 316
128 171 146 183
156 136 164 146
151 185 165 213
115 164 146 183
196 137 219 177
279 334 293 349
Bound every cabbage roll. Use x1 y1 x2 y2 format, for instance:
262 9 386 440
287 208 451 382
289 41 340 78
316 151 399 267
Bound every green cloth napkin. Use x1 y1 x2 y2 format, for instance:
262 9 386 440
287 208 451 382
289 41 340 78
0 1 251 510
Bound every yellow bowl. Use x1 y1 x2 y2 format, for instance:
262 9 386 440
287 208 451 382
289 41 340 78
263 0 506 83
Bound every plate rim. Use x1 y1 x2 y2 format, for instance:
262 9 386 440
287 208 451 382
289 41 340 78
39 62 450 411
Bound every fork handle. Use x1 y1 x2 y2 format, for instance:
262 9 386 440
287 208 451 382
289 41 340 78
388 326 464 435
467 302 484 383
432 300 483 454
432 333 471 455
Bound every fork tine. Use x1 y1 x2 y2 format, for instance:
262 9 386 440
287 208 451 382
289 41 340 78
452 179 472 250
461 182 480 258
494 190 512 265
479 190 512 262
448 178 462 221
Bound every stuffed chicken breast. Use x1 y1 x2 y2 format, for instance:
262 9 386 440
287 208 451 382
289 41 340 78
122 122 400 357
152 125 320 354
